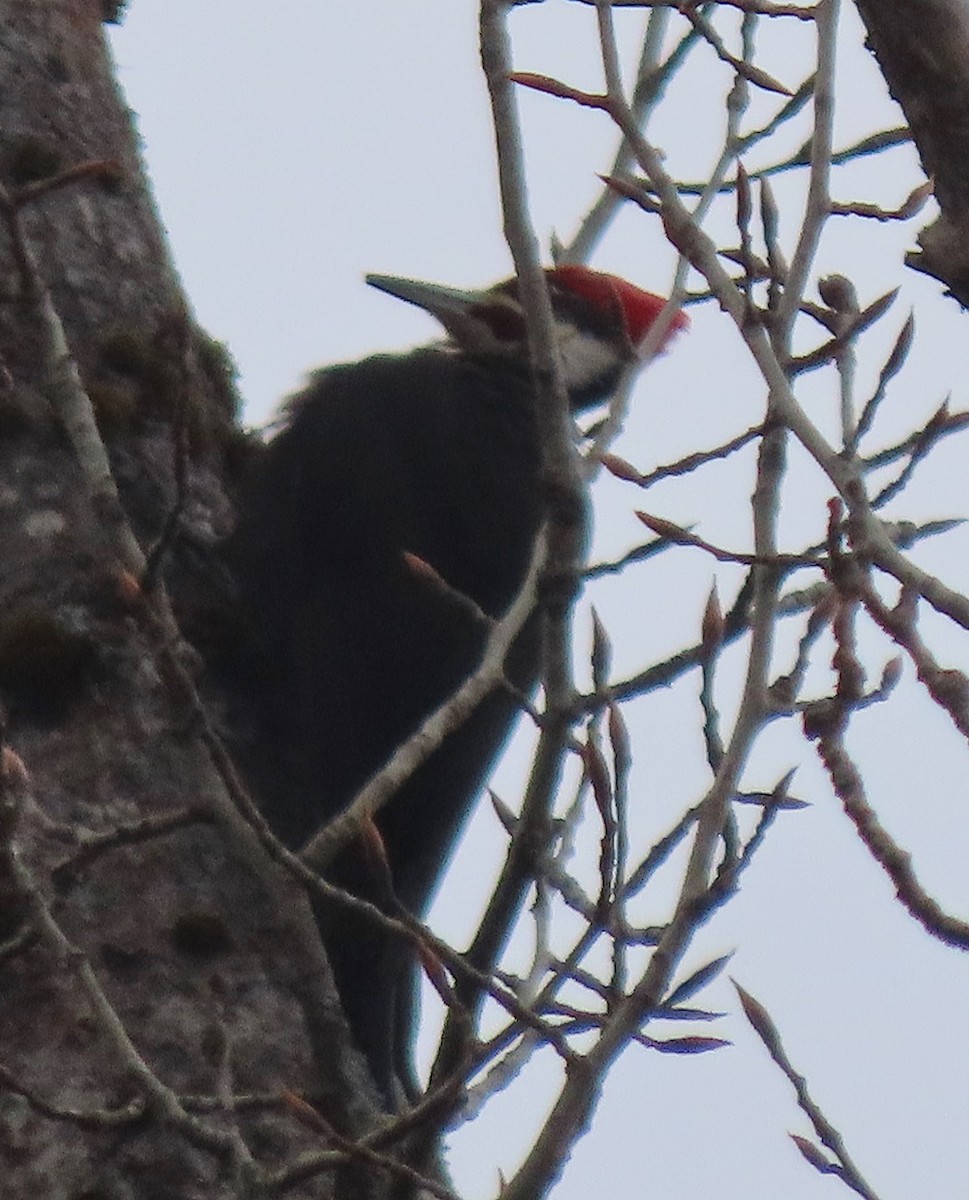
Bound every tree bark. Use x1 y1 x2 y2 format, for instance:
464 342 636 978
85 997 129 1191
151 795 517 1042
0 5 380 1196
854 0 969 303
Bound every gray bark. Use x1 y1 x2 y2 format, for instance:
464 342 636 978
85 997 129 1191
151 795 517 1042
0 4 384 1196
854 0 969 303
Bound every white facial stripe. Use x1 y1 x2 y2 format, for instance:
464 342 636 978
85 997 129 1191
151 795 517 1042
555 321 623 392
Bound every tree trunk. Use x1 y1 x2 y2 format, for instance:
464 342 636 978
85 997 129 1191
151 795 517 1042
853 0 969 301
0 5 381 1196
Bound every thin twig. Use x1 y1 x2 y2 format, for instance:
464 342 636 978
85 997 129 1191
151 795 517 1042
736 982 884 1200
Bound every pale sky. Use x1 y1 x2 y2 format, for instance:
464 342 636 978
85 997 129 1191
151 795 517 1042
110 5 969 1198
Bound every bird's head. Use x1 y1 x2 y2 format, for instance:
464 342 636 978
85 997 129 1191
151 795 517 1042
366 265 687 410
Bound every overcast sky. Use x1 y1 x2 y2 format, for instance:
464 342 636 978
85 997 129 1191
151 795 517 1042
109 5 969 1198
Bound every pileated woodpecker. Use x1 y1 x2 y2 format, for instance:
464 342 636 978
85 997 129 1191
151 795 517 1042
228 266 685 1106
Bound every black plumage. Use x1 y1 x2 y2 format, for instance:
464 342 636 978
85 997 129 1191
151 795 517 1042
227 268 683 1104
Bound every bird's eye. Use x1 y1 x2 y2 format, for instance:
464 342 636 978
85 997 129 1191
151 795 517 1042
472 300 527 343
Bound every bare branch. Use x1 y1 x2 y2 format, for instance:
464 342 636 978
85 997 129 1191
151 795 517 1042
736 982 885 1200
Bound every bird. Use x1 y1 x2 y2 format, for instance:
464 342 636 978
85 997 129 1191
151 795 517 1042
225 265 686 1107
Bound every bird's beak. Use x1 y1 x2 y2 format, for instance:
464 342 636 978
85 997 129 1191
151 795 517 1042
366 274 492 344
